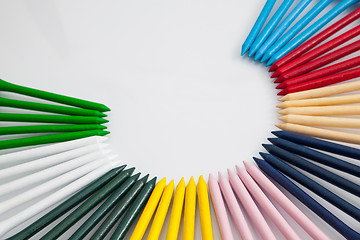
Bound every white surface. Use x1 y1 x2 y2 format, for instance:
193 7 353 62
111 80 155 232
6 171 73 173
0 0 359 239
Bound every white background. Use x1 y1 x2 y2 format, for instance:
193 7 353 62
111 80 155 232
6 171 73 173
0 0 359 239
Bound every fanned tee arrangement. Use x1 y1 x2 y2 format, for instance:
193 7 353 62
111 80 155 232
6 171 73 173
1 1 360 239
